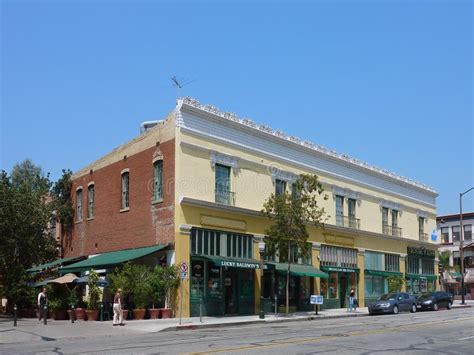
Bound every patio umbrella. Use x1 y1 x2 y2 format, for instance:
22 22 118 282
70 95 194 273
33 278 54 288
50 273 78 284
73 275 108 287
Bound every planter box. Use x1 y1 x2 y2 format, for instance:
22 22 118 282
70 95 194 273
133 309 146 320
149 309 160 319
86 310 98 321
159 308 171 319
51 310 68 320
122 309 128 320
74 308 86 320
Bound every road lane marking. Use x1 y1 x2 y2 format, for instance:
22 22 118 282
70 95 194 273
458 335 474 341
185 316 474 354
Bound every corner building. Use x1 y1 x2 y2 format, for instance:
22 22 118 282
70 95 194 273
64 97 439 318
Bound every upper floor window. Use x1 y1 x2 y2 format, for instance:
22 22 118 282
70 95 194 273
365 251 384 271
121 172 129 209
452 225 460 242
275 179 286 196
335 195 344 226
441 227 450 243
418 217 425 235
382 207 389 226
320 245 357 268
464 225 472 241
215 164 233 205
153 160 163 202
391 210 398 228
76 188 83 221
87 184 94 219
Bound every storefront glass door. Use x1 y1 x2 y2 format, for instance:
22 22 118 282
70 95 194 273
224 269 237 314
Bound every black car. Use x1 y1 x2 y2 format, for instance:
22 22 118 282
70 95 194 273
368 292 417 315
416 291 453 311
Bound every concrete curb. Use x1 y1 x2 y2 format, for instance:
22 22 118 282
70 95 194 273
163 312 369 332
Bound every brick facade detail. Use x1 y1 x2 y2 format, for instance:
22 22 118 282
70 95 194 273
64 139 175 257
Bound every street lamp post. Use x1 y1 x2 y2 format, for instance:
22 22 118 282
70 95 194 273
259 241 266 320
460 187 474 305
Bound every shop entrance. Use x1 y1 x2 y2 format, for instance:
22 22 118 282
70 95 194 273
224 269 237 315
340 273 349 308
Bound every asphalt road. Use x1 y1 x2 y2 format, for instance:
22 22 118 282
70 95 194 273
1 308 473 355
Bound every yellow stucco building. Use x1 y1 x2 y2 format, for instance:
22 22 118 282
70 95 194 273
172 97 438 317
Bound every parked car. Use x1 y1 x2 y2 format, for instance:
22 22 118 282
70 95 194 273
416 291 453 311
368 292 417 315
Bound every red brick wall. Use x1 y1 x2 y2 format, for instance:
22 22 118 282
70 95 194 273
63 139 175 257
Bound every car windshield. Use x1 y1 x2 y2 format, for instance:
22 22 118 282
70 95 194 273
417 292 433 299
378 293 397 301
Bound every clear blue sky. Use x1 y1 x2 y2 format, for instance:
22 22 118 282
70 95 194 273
1 0 472 215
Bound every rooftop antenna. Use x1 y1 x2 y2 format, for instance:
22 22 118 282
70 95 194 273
171 75 196 98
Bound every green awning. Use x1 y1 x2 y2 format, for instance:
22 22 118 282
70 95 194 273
365 270 403 277
452 272 462 278
60 244 168 273
199 255 265 269
406 273 437 281
27 257 82 274
269 262 328 278
320 266 360 274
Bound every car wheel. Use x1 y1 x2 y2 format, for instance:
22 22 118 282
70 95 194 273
433 303 439 311
393 305 399 314
410 304 417 313
447 301 452 310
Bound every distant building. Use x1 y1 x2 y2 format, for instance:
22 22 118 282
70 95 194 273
437 212 474 299
44 97 440 317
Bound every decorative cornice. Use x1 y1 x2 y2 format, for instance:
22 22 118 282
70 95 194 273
271 169 298 184
332 186 361 202
416 210 429 219
178 97 437 195
379 199 403 212
210 151 239 171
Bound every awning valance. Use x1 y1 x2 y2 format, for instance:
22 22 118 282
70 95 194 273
270 262 328 278
60 244 168 273
365 270 403 278
406 273 437 281
320 266 359 274
198 255 265 270
27 257 84 274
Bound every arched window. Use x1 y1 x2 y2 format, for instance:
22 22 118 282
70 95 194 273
76 188 83 221
153 160 163 202
121 172 129 209
88 184 94 218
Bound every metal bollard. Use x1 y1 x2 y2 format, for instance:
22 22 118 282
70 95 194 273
43 305 47 325
274 294 278 316
71 305 75 323
315 304 318 316
100 303 103 322
13 304 17 327
199 297 203 323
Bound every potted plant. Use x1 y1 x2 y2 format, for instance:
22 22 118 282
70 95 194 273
108 264 133 320
67 287 79 321
127 264 151 320
157 265 180 318
74 299 87 320
48 299 66 320
85 270 102 321
149 266 165 319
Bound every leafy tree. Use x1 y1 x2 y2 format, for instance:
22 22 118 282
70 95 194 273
0 160 57 312
150 265 180 309
87 269 102 310
50 169 74 232
387 275 405 293
108 263 152 309
262 174 327 315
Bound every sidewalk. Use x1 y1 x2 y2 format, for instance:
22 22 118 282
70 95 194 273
1 302 471 345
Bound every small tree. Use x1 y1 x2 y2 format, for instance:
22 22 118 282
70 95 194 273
108 263 151 309
87 269 102 310
262 174 327 315
387 275 405 293
151 265 180 309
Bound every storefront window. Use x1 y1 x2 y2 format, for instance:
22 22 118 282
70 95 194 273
364 275 385 298
320 277 328 298
207 262 221 297
328 272 338 299
427 280 435 292
191 260 205 298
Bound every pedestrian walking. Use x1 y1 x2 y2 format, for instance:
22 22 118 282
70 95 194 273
348 287 355 312
37 287 48 321
113 288 124 326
